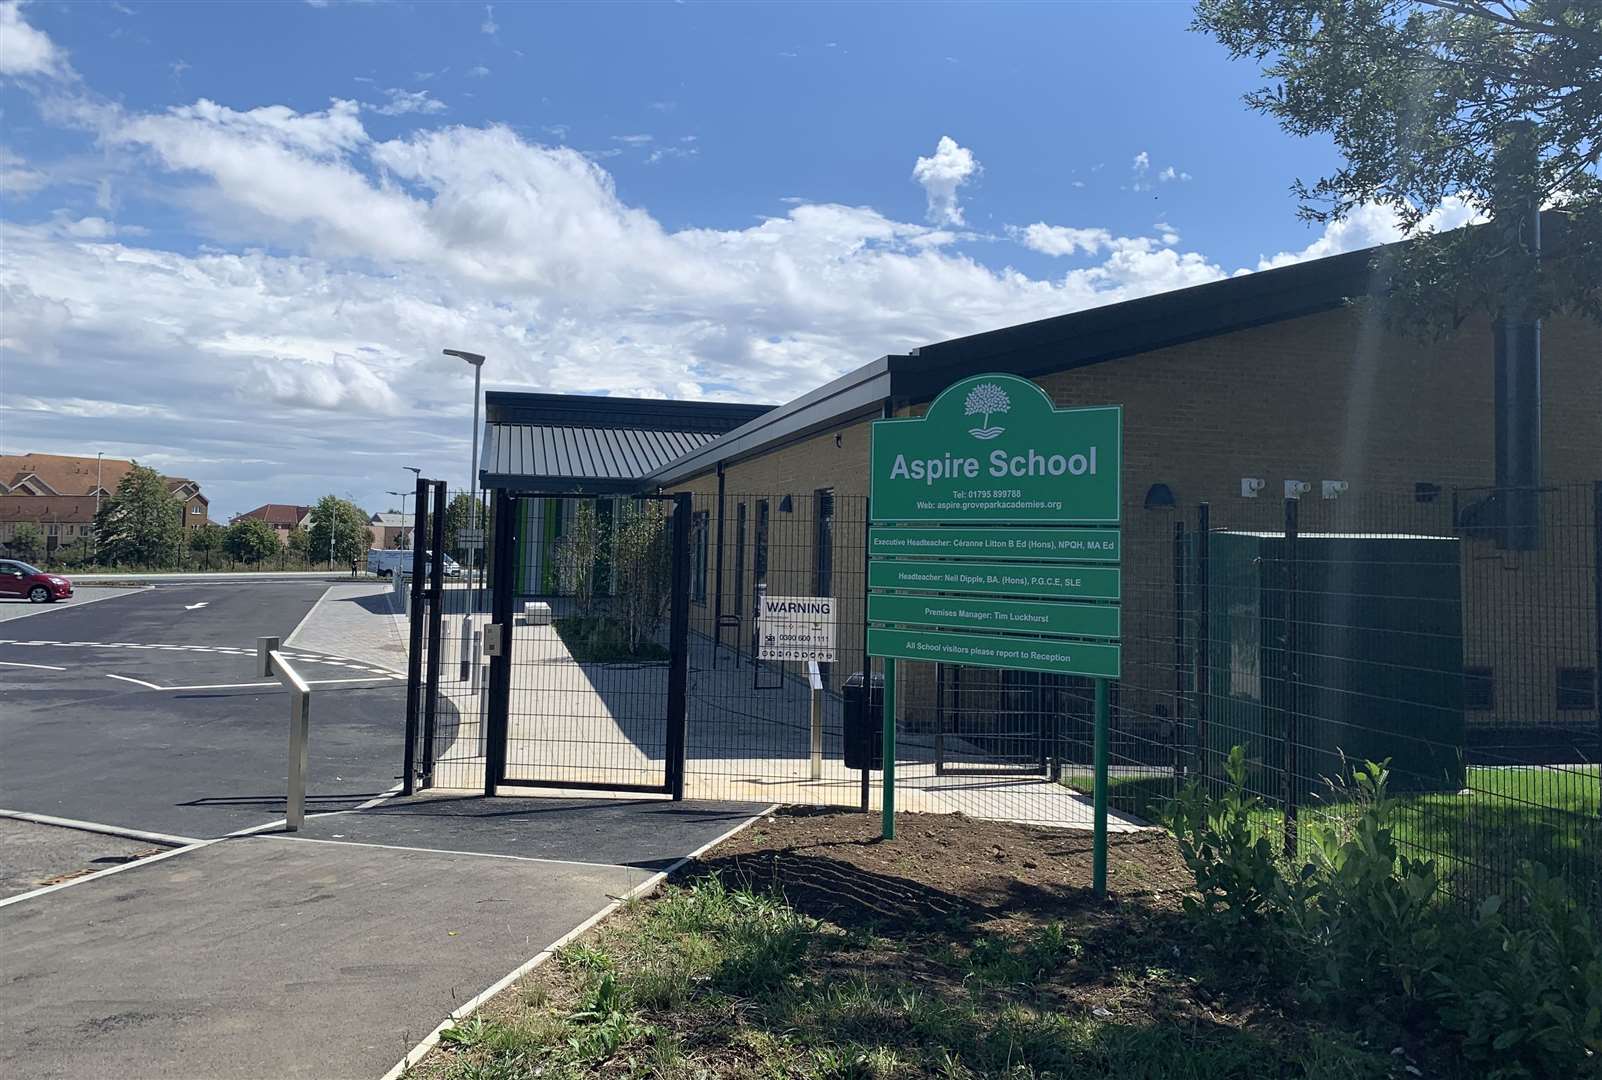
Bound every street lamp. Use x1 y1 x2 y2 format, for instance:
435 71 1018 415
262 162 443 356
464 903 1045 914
443 349 486 583
386 490 411 547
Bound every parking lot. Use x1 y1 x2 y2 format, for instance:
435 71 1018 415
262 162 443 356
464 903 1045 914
0 582 760 1080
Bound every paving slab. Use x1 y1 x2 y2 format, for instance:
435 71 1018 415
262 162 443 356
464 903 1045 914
0 835 658 1080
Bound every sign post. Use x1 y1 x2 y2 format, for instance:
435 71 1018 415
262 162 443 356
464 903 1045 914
866 374 1122 895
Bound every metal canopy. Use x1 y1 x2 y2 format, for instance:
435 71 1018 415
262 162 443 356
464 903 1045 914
480 423 723 493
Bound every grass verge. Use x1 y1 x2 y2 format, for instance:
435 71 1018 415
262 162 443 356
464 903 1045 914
410 810 1426 1080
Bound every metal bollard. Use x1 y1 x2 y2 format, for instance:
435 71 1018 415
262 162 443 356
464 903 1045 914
258 636 312 832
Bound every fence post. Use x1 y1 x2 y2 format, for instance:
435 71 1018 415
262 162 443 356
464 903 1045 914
422 480 447 785
483 490 517 797
1282 496 1300 860
881 657 897 839
1173 519 1188 778
1193 502 1210 780
665 493 691 800
1093 677 1109 898
1593 481 1601 824
400 476 429 796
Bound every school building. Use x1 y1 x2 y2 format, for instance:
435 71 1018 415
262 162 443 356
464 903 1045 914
476 231 1601 783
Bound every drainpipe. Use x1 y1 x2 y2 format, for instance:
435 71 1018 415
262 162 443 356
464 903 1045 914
1491 122 1542 551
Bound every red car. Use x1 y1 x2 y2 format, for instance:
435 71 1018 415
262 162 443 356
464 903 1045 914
0 560 73 603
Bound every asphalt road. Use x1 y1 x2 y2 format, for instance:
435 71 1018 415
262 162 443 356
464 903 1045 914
0 580 762 1080
0 581 406 837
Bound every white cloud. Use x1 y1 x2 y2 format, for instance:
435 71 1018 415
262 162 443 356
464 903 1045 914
0 145 46 194
480 3 497 34
1018 224 1112 257
374 88 447 116
611 133 653 145
1255 197 1481 270
646 145 697 165
0 1 69 79
467 65 491 78
1158 165 1191 183
1131 151 1150 190
911 135 979 226
0 53 1385 515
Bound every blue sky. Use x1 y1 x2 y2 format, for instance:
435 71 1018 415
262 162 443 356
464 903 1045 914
0 1 1459 519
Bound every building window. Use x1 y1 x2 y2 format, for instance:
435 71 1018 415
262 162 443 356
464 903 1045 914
1463 667 1493 710
45 523 59 536
191 505 203 514
813 488 834 596
754 499 770 585
690 510 709 604
1557 668 1596 711
733 502 748 621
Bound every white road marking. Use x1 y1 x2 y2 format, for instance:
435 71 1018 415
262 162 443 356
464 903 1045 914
105 673 163 689
0 660 67 671
184 602 209 610
0 839 215 910
0 638 405 678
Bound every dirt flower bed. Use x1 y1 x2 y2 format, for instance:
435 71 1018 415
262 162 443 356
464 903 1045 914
411 808 1429 1080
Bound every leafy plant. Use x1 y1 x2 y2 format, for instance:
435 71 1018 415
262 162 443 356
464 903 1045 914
1286 760 1445 1015
1164 745 1285 944
1433 863 1602 1080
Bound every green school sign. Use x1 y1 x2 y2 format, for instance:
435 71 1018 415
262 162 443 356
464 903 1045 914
870 375 1121 524
865 371 1124 888
867 526 1120 562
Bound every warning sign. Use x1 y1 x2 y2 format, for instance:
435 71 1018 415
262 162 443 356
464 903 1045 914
756 595 837 662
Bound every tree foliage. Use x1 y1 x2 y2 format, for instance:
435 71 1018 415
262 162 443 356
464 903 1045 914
189 522 226 563
93 463 183 567
1193 0 1602 334
612 501 672 651
7 522 44 562
225 517 279 563
442 491 490 564
305 495 370 567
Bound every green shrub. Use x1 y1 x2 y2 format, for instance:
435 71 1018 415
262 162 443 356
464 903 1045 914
1164 745 1285 946
1433 864 1602 1080
1165 745 1602 1080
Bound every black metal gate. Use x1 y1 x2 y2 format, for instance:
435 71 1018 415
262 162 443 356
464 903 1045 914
482 490 690 797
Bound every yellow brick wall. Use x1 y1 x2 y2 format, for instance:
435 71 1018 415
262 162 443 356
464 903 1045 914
663 306 1600 734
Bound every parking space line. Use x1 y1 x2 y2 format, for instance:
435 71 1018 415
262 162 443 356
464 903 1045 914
0 660 67 670
105 673 163 689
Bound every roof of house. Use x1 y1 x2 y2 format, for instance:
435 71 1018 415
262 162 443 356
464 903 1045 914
479 392 775 493
0 453 200 500
370 512 412 528
0 495 100 523
234 503 311 527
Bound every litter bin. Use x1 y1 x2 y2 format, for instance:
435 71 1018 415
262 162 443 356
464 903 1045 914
843 671 885 770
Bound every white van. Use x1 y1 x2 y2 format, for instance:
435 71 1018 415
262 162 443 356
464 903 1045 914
367 549 463 578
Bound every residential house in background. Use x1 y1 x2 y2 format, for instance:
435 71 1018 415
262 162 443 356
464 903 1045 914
369 512 413 550
231 504 312 546
0 452 210 555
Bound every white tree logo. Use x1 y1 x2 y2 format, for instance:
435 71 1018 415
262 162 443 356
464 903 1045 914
963 382 1011 439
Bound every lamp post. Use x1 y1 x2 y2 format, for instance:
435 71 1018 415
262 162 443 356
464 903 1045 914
386 490 410 548
442 349 486 582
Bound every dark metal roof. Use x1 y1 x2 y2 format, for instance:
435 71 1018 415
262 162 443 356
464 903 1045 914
485 390 773 433
478 390 774 493
647 356 898 489
481 424 725 494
